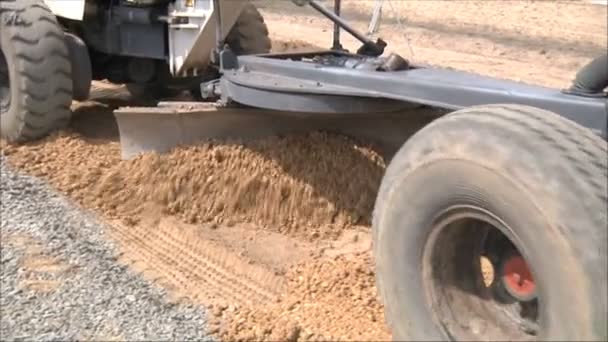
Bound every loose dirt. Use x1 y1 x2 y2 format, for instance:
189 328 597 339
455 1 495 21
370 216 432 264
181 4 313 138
270 39 322 53
258 0 607 88
213 254 390 342
2 128 384 240
110 217 287 307
109 215 387 342
2 83 389 340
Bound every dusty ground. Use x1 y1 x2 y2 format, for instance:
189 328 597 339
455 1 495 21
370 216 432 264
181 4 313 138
257 0 607 88
1 102 392 340
2 1 606 341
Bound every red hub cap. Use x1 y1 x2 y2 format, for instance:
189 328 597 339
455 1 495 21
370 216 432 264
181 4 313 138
501 254 536 301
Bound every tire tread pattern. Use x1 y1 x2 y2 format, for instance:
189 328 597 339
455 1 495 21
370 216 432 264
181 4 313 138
373 104 607 340
225 2 272 55
1 0 72 142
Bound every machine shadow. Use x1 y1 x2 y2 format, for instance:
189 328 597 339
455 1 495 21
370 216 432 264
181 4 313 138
68 83 132 143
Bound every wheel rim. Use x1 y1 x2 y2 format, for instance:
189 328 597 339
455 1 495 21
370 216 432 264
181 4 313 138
423 205 541 341
0 49 10 115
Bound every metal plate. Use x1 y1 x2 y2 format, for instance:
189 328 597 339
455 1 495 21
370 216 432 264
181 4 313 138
113 102 444 160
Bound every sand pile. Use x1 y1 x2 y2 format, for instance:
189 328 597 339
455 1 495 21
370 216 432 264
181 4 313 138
2 131 385 239
210 253 391 341
0 80 393 340
2 113 391 340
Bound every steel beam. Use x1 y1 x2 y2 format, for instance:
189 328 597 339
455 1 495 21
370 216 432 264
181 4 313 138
220 55 607 137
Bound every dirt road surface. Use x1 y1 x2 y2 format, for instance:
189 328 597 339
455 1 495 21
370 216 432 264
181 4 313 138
1 1 606 340
259 0 607 88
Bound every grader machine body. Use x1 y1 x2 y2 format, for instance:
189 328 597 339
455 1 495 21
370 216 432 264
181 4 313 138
1 0 607 341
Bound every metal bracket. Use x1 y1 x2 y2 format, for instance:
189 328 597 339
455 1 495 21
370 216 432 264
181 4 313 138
305 0 387 56
219 46 238 71
331 0 344 51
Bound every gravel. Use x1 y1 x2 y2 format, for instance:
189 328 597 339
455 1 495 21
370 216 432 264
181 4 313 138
0 157 212 341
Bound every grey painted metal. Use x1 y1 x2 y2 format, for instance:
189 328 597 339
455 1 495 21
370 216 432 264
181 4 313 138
113 102 442 159
220 69 416 113
332 0 343 51
80 5 166 60
368 0 383 35
213 0 225 54
220 55 607 137
118 23 165 59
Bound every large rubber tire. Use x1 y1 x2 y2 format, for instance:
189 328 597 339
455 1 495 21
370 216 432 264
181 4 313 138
225 2 272 55
127 2 271 102
0 0 72 143
64 33 92 102
373 104 607 341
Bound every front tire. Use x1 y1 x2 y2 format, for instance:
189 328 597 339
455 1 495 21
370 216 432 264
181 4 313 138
224 2 271 55
65 33 92 102
0 0 72 142
373 104 607 341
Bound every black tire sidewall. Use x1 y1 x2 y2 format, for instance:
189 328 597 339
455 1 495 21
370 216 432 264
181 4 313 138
376 159 595 341
0 0 73 142
65 33 92 101
0 21 23 139
225 3 271 55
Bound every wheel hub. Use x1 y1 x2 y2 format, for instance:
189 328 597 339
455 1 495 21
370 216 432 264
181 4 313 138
425 208 540 341
0 49 10 114
501 253 537 301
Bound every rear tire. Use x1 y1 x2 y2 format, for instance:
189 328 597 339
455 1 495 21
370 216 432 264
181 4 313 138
0 0 72 142
373 104 607 341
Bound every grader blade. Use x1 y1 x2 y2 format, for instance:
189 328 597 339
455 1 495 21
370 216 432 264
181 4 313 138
113 103 442 160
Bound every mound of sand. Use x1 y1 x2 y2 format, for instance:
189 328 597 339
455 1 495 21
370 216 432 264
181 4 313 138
3 131 385 240
211 253 391 342
3 128 391 339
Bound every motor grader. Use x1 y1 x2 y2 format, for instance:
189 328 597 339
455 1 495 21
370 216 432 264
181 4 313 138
1 0 606 341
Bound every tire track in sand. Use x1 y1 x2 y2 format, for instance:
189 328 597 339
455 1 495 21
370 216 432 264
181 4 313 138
109 217 285 307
